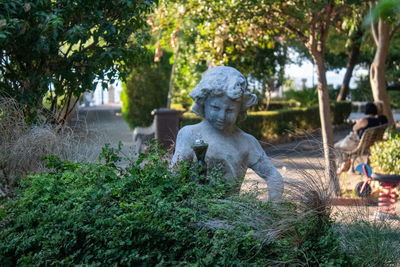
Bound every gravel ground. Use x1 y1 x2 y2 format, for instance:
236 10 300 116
71 105 136 162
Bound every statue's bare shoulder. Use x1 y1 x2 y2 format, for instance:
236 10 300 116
175 123 202 142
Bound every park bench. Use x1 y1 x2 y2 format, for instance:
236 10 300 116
132 108 181 153
132 120 156 154
346 123 388 172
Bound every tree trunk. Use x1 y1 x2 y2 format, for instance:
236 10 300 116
265 89 271 111
336 28 363 102
166 43 180 109
313 52 341 196
370 19 395 125
166 62 175 109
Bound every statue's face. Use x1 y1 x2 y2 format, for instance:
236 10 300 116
204 94 241 132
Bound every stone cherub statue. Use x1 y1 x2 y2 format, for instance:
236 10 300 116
171 66 283 201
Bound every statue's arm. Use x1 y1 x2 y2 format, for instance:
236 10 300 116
171 126 195 166
247 137 283 201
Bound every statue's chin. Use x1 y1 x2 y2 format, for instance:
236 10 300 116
209 122 234 132
212 123 225 131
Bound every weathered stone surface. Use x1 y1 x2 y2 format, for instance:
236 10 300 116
171 66 283 201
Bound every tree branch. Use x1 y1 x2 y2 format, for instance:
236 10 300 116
319 3 335 50
284 23 308 43
60 90 73 124
371 21 379 46
269 6 308 43
63 43 74 58
369 1 379 46
62 95 79 125
390 23 400 40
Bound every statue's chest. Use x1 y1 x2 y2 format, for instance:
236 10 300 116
198 134 248 181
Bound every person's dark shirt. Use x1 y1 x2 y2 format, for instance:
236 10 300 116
377 115 388 125
357 117 380 138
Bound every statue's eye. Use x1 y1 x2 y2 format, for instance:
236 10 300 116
211 105 220 111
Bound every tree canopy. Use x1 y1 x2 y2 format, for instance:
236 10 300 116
0 0 155 122
149 0 290 107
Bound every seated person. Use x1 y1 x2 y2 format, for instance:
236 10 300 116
171 66 284 201
335 102 386 174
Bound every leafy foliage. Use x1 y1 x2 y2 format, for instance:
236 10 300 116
0 0 155 123
121 48 171 129
0 143 351 265
284 87 319 107
370 128 400 174
367 0 400 24
248 100 299 112
150 0 290 107
350 75 374 102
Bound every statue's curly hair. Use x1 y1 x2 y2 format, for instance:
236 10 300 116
189 66 257 121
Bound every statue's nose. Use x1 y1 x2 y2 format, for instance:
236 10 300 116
216 110 225 120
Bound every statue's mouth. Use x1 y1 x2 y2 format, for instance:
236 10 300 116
215 121 225 128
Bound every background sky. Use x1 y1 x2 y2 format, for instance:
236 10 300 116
88 57 370 106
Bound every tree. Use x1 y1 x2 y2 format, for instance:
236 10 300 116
334 5 369 101
368 0 400 125
259 1 359 195
121 49 171 128
150 0 289 108
0 0 155 123
160 0 358 194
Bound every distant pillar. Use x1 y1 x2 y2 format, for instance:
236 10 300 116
153 108 182 150
301 78 307 90
108 85 115 104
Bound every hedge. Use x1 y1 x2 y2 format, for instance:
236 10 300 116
248 100 299 112
182 101 351 140
121 49 171 129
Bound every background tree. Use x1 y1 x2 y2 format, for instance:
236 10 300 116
333 4 369 101
258 0 361 195
229 43 288 110
0 0 155 123
151 0 289 109
367 0 400 125
121 49 171 129
156 0 362 195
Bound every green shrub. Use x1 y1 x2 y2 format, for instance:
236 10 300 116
248 100 299 112
370 129 400 174
331 101 352 125
0 144 350 265
182 102 351 140
241 107 321 139
284 87 319 107
121 49 171 129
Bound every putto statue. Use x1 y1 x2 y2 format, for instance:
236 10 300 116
171 66 283 201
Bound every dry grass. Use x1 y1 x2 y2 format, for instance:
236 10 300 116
335 206 400 266
0 97 100 197
246 131 400 266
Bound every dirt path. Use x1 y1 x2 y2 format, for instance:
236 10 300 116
71 105 136 161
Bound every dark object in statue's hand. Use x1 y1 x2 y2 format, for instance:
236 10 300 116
191 139 208 177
